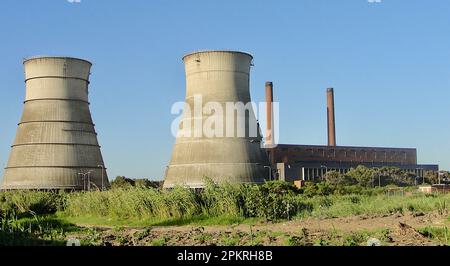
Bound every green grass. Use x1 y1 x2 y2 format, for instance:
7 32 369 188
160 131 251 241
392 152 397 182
1 182 449 231
59 213 261 227
219 234 241 246
419 226 450 245
0 190 65 218
151 236 168 246
298 193 450 219
0 214 79 246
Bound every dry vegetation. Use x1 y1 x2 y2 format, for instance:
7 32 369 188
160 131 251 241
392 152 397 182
1 171 449 246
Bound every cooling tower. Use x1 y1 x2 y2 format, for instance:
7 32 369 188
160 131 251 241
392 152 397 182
164 51 270 188
2 56 109 190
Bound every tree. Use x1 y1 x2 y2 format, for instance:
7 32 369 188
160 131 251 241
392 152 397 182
346 166 376 188
424 171 439 185
324 171 342 186
135 179 164 189
324 171 355 186
111 176 135 188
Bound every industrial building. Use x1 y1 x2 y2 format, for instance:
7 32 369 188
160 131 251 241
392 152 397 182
2 56 109 190
264 84 439 182
164 50 438 188
0 52 436 190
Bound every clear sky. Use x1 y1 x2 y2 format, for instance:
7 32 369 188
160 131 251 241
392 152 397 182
0 0 449 181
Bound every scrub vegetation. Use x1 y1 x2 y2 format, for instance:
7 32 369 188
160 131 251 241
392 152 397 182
0 166 449 246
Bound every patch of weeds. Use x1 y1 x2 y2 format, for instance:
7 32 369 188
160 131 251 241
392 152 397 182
349 196 361 204
134 227 153 240
343 232 368 246
407 204 416 213
313 237 331 246
378 229 393 243
219 233 241 246
419 226 450 245
389 206 404 215
318 197 334 208
435 201 447 216
116 235 129 246
327 228 343 245
284 235 307 246
193 233 213 244
112 226 125 232
151 236 168 246
80 228 102 246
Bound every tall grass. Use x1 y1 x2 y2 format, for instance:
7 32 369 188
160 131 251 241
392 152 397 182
61 181 304 222
299 193 450 218
63 187 200 220
0 191 64 218
1 182 449 226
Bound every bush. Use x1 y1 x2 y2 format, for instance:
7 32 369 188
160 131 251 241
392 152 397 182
325 171 356 186
346 166 376 188
110 176 135 189
0 191 64 218
135 179 163 189
200 180 243 217
301 182 337 197
200 180 300 220
259 181 298 220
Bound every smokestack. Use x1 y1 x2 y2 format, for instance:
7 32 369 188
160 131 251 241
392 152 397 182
265 81 274 146
2 56 109 190
164 51 270 188
327 87 336 146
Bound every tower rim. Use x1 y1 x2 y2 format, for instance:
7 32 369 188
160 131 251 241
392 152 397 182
182 50 253 61
23 56 92 66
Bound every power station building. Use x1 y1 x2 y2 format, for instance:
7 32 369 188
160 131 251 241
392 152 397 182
2 56 109 190
0 52 438 190
264 84 439 182
164 50 439 188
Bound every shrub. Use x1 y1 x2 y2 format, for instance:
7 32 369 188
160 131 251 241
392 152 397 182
199 180 302 220
301 182 335 197
301 182 320 197
135 179 163 189
110 176 135 189
0 191 64 218
200 180 243 217
325 171 355 186
346 166 376 188
258 181 299 220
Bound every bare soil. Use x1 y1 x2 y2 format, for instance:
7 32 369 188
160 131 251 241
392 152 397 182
69 211 449 246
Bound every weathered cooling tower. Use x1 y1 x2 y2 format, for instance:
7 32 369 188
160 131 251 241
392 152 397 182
2 56 109 190
164 51 270 188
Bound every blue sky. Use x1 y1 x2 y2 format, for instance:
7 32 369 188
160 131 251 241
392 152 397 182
0 0 449 181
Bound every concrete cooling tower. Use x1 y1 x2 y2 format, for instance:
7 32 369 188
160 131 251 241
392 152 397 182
164 50 270 188
2 56 109 190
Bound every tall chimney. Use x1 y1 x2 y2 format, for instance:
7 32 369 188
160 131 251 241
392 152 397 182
327 88 336 146
265 81 274 146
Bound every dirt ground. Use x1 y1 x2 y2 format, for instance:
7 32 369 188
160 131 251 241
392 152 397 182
69 211 449 246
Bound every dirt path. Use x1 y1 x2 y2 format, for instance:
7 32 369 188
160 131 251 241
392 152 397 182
150 211 448 234
70 212 449 246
